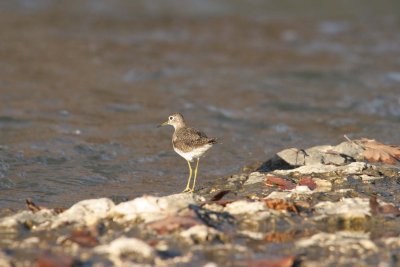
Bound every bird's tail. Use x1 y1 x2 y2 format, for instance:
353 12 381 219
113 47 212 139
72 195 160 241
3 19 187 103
208 138 218 144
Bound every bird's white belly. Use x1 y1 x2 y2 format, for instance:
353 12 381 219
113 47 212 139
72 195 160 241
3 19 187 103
173 144 212 162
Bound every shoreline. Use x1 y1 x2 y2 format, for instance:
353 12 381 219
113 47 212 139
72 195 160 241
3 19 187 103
0 139 399 266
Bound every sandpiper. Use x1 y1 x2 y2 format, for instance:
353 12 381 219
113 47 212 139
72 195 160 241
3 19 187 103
158 113 217 193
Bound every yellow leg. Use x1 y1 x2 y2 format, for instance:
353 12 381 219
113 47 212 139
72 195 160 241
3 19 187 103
182 160 192 192
191 158 200 193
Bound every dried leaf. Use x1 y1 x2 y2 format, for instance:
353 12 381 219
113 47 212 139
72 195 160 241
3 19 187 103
380 204 400 216
264 231 297 243
369 194 380 215
298 177 317 190
210 190 232 201
37 251 75 267
265 176 296 190
361 139 400 164
146 215 199 234
25 199 65 214
264 199 299 213
239 256 296 267
65 228 99 247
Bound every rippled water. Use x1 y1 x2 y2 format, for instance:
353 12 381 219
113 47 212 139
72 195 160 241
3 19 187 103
0 0 399 209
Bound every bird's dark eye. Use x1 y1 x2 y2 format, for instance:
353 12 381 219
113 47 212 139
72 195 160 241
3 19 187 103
169 116 173 120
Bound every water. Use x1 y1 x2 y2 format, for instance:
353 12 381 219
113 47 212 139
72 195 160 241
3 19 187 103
0 0 399 209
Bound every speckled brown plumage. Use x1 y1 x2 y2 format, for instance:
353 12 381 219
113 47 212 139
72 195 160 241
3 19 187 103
173 127 217 153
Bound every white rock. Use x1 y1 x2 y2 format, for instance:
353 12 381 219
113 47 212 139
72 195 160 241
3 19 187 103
51 198 115 228
0 209 56 229
238 230 265 240
94 236 154 258
314 197 370 219
112 193 200 223
290 185 313 194
359 174 383 181
224 200 266 215
274 164 336 175
265 191 291 199
296 231 378 251
341 162 370 174
274 162 370 175
313 178 332 192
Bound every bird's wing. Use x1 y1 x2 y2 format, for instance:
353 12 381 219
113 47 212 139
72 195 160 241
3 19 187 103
176 127 212 148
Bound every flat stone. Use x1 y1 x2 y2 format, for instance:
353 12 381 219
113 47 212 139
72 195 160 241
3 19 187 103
244 172 265 185
276 145 348 166
274 162 370 175
112 193 201 223
223 200 266 215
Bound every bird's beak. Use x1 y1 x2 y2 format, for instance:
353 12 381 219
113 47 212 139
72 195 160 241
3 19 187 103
157 121 169 128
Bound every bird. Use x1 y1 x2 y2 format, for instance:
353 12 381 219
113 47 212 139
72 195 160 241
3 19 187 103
158 113 217 193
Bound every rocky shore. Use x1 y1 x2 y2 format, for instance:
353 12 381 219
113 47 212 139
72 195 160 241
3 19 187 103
0 139 399 267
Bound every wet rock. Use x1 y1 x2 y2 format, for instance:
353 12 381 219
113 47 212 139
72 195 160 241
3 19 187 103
146 215 200 234
0 251 12 267
180 225 220 243
51 198 115 228
112 193 201 223
36 251 76 267
297 231 378 266
297 231 378 249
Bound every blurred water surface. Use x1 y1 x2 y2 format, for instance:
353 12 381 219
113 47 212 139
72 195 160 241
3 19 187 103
0 0 399 209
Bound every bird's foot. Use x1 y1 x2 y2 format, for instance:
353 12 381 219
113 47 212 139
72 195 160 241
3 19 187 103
182 187 191 193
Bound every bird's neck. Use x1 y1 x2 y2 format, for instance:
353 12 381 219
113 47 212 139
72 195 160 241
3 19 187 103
173 123 186 131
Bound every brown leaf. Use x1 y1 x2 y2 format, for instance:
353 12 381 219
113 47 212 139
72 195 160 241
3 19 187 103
298 177 317 190
210 190 232 201
369 194 400 217
264 199 299 213
65 227 99 247
265 176 296 190
37 251 75 267
361 138 400 164
146 215 200 234
264 231 297 243
239 256 296 267
26 199 42 213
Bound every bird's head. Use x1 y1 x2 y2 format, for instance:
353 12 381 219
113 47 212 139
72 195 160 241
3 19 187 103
158 113 186 129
